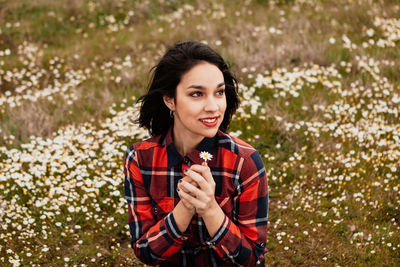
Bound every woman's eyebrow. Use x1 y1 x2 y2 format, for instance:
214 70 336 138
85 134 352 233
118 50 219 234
187 82 225 90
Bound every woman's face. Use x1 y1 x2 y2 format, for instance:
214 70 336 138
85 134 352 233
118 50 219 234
164 62 227 140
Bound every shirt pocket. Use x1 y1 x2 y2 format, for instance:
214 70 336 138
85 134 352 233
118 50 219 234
151 197 175 221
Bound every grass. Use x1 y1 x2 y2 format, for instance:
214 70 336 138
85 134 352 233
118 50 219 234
0 0 399 266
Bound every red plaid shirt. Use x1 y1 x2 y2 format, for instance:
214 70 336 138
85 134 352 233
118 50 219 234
124 127 269 266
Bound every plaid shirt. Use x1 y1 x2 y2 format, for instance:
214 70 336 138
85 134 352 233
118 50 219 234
124 127 269 266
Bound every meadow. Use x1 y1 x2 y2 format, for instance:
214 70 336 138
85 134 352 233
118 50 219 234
0 0 399 266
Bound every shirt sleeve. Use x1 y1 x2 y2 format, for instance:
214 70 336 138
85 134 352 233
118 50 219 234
208 150 269 266
123 146 186 265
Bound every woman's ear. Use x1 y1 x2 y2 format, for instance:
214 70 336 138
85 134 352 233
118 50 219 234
163 95 175 111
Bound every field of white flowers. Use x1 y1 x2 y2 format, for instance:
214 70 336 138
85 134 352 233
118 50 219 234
0 0 399 266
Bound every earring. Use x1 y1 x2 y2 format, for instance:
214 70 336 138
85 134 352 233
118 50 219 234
170 110 174 118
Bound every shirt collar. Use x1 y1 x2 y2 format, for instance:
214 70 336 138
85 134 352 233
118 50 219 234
164 126 217 168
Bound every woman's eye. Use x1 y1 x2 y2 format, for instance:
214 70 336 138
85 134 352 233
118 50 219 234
190 91 202 97
216 89 225 96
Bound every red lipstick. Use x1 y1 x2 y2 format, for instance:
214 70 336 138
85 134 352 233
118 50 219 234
199 116 219 127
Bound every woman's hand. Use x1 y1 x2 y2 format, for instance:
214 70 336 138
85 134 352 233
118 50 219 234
177 162 218 217
177 173 199 215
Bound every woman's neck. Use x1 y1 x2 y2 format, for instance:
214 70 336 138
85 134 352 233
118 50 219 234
172 124 203 157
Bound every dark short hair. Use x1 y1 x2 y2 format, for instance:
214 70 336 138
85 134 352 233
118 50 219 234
137 41 240 137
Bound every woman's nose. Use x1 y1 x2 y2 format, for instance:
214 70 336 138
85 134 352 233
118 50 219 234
204 96 218 112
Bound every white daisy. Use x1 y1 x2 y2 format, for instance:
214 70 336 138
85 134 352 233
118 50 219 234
199 151 213 162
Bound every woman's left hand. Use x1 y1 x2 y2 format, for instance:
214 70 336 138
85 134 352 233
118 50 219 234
177 162 218 217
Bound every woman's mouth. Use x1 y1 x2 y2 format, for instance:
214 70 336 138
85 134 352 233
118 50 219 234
199 116 219 127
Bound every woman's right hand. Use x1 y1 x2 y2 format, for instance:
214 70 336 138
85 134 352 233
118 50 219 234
177 176 197 215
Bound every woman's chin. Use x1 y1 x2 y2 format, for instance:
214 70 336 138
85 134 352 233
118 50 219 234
201 128 219 138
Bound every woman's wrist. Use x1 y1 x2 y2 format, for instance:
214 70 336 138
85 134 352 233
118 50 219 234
201 198 219 218
173 201 195 233
200 200 225 237
182 201 196 216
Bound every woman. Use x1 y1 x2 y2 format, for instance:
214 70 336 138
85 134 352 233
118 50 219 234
124 41 268 267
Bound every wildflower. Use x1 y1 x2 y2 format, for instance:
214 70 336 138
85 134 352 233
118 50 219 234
199 151 213 163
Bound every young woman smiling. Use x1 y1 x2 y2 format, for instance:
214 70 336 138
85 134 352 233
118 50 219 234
124 41 268 267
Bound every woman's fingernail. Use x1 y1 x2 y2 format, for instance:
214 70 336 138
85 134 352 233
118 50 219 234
178 179 182 183
184 169 188 173
177 188 180 192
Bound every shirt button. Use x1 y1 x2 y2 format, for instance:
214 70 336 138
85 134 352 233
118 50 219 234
183 157 190 165
207 241 215 247
260 243 265 247
153 207 158 213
